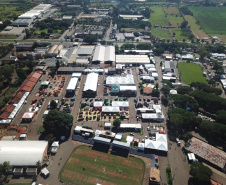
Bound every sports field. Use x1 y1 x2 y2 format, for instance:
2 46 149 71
59 145 145 185
178 62 207 85
189 7 226 34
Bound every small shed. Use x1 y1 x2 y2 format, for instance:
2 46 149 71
22 112 35 122
41 167 50 178
138 142 144 150
115 133 122 141
40 81 50 87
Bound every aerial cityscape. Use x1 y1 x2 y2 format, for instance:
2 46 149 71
0 0 225 185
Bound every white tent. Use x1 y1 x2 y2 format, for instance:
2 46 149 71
144 139 168 152
156 134 167 143
22 112 35 119
51 141 59 147
94 101 103 108
8 92 29 119
106 75 135 85
102 106 120 113
126 135 133 143
112 101 129 108
83 73 99 92
41 167 49 176
170 90 177 95
138 142 144 150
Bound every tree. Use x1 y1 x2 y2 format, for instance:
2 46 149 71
48 28 53 34
16 68 27 79
83 35 97 44
151 89 160 97
216 110 226 125
1 64 14 82
113 118 121 128
43 110 73 140
173 94 199 112
133 32 139 37
56 60 60 70
41 32 46 37
50 100 57 110
161 85 170 97
177 86 192 94
0 161 12 183
189 163 212 185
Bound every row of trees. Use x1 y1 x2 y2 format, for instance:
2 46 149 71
190 82 222 95
112 17 151 30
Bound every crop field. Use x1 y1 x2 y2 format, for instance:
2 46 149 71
59 145 145 185
163 6 180 16
184 15 208 39
189 7 226 34
178 62 207 84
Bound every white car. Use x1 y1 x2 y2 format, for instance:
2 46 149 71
147 127 150 131
145 136 148 139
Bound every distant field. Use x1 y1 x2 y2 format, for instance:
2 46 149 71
0 5 23 19
163 6 180 16
184 15 208 39
149 6 168 26
189 7 226 34
151 28 172 40
59 145 145 185
171 28 189 41
34 28 61 34
178 62 207 84
0 35 17 39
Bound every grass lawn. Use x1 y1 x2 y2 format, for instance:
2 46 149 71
34 28 61 35
178 62 207 85
0 35 17 39
172 28 189 41
189 7 226 34
59 145 145 185
151 28 172 40
149 6 168 26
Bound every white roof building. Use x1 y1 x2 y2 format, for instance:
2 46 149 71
66 77 78 92
120 85 137 92
92 45 115 63
112 101 129 108
106 75 135 85
72 72 82 78
94 101 104 107
142 113 164 122
0 141 48 166
145 134 168 152
83 73 99 92
116 55 150 64
102 106 120 113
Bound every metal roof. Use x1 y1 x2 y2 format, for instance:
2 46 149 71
112 140 130 148
83 73 98 92
0 141 48 166
185 137 226 169
66 77 78 91
93 136 111 144
92 45 115 62
77 48 93 55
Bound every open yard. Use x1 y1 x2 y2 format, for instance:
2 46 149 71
178 62 207 85
189 7 226 34
163 6 183 27
149 6 168 26
59 145 145 185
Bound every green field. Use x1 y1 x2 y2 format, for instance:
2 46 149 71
184 15 208 39
172 28 189 41
0 5 23 20
34 28 61 34
149 6 168 26
178 62 207 84
59 145 145 185
189 7 226 34
151 28 171 40
0 35 17 39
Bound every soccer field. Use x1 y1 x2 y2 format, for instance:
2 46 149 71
59 145 145 185
178 62 207 85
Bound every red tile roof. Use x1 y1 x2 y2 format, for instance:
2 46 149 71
0 104 15 119
10 91 25 104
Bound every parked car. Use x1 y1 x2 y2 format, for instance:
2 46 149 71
147 127 150 131
176 138 181 146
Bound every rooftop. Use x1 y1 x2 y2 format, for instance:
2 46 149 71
185 137 226 169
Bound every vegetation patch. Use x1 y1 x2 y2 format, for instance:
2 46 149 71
178 62 207 84
59 145 145 185
189 7 226 34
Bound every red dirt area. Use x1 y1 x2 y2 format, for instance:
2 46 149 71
0 126 27 140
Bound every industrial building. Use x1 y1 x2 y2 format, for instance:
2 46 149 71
185 137 226 171
66 76 79 96
118 14 143 20
48 45 63 57
92 45 115 64
116 55 150 65
11 19 33 27
0 140 48 176
119 123 142 132
83 73 99 97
